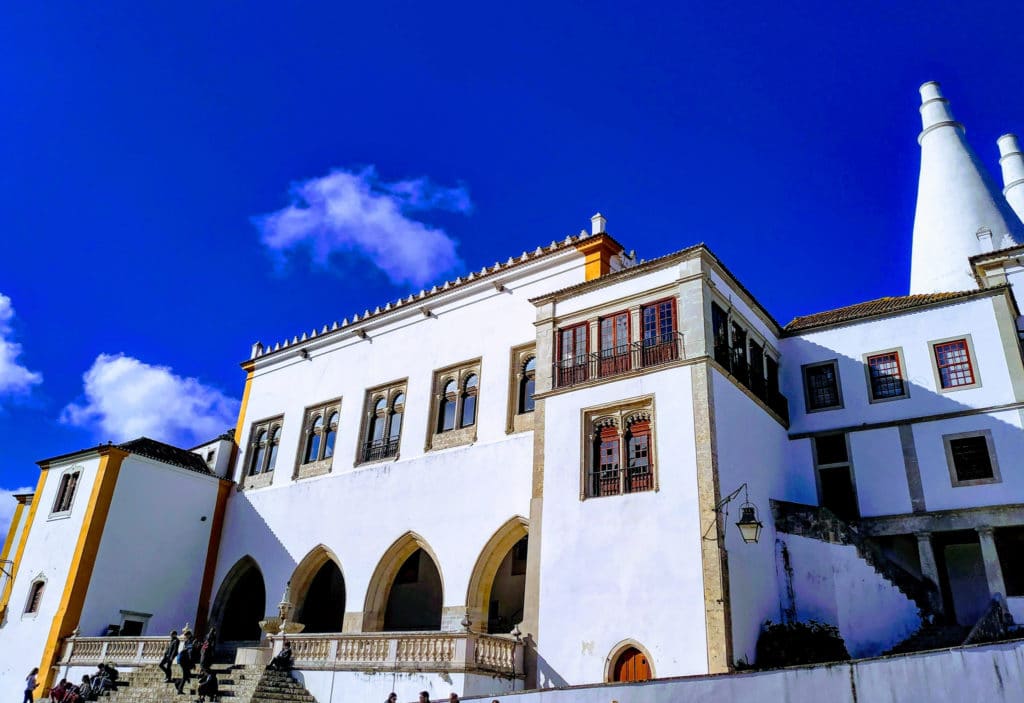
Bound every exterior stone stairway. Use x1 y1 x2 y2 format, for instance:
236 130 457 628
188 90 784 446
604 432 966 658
96 663 316 703
771 499 941 619
884 624 971 655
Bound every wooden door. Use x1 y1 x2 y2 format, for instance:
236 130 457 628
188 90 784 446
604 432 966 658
612 647 652 682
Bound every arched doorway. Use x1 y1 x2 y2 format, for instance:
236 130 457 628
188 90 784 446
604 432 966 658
363 532 445 632
384 548 443 631
610 645 653 682
465 517 529 632
213 557 266 642
291 546 346 633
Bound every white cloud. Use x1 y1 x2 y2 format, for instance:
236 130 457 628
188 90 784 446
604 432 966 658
0 486 32 546
61 354 239 447
0 294 42 401
253 166 469 287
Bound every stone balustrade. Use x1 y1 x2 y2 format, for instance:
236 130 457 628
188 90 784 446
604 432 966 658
275 631 522 677
58 631 523 678
58 636 166 667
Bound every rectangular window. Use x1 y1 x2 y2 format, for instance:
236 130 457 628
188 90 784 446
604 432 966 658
640 299 678 366
803 361 843 411
595 425 621 497
995 527 1024 597
932 337 978 390
944 430 1000 486
584 401 657 500
711 302 731 368
813 434 859 521
51 470 80 515
599 311 631 377
749 339 766 398
626 420 653 493
865 350 908 401
556 323 589 387
730 323 748 385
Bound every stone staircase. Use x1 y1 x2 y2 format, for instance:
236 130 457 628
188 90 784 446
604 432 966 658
96 663 316 703
884 624 971 655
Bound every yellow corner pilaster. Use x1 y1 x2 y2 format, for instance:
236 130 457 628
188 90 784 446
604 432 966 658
0 472 47 614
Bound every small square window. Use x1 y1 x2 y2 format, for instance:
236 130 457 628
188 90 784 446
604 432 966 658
865 350 908 402
943 430 1000 486
802 361 843 412
930 336 980 392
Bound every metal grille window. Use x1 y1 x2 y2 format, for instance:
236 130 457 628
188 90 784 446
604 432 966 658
933 339 975 389
803 361 842 411
867 352 906 400
586 407 656 499
949 436 994 482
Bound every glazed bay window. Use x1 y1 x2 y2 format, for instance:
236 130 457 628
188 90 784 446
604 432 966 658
295 399 341 479
864 349 908 402
507 343 536 434
428 360 481 450
640 298 678 366
242 416 282 489
360 383 406 463
931 336 980 391
944 430 1000 486
803 360 842 412
583 400 657 499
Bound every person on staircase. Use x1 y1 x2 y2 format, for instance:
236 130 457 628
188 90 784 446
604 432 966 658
49 679 71 703
199 627 217 672
159 631 180 683
23 668 39 703
267 640 293 674
176 630 196 694
196 668 218 703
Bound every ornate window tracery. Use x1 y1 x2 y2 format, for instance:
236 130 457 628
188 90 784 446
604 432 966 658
360 383 406 463
583 400 657 499
242 416 283 488
296 399 342 479
428 360 482 450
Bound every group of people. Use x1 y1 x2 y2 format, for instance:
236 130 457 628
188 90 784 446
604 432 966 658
387 692 498 703
46 664 119 703
157 626 220 701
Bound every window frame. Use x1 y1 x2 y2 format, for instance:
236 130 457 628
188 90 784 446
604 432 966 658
49 467 82 519
943 429 1001 487
23 575 46 617
506 343 537 434
639 297 679 367
929 335 982 393
241 415 284 489
810 433 860 520
427 359 482 451
580 397 658 501
862 347 910 403
294 398 342 480
598 309 632 377
802 359 844 413
556 322 590 386
357 380 408 465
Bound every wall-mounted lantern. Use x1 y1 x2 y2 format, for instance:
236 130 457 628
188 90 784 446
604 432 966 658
708 482 764 544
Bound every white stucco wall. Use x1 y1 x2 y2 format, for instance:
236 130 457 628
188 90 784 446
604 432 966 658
780 533 920 658
462 638 1024 703
0 455 102 693
77 456 222 636
847 428 914 518
296 669 519 703
536 367 707 685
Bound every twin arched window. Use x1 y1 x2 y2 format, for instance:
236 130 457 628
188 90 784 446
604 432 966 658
435 366 480 434
248 419 283 476
51 469 81 515
301 401 341 468
587 410 655 498
363 387 406 462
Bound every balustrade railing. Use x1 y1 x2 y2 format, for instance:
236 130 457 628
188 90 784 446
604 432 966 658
553 334 685 389
273 631 522 676
361 437 400 462
58 636 166 667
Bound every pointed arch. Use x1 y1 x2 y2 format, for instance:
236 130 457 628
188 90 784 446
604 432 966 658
289 545 346 633
362 532 445 631
210 556 266 642
465 516 529 632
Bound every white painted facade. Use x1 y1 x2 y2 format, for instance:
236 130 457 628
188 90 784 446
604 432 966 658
3 81 1024 701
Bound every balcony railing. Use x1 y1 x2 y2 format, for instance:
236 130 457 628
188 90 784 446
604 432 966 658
58 636 166 667
553 334 685 389
714 344 789 423
276 632 522 676
361 437 399 462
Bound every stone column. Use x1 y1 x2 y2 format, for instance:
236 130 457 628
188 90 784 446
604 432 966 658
976 527 1007 599
915 532 944 615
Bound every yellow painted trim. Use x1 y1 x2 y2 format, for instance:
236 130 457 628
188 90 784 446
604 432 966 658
0 502 25 565
575 235 623 282
194 479 233 633
38 448 127 691
0 472 47 614
233 367 255 446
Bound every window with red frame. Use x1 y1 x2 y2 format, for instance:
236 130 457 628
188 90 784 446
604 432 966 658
934 339 975 389
640 299 678 365
592 425 621 497
557 323 589 386
867 352 906 399
626 420 653 493
599 312 630 376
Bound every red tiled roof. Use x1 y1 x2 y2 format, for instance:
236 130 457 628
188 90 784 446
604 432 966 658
784 290 988 333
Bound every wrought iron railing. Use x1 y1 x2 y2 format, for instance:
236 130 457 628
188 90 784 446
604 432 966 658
553 334 685 389
361 437 400 462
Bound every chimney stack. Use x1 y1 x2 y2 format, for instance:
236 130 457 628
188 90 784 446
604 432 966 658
591 212 607 236
998 134 1024 226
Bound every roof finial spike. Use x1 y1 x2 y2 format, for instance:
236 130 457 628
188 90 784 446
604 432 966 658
341 318 349 327
331 321 338 331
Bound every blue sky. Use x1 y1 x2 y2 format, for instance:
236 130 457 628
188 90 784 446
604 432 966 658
2 1 1024 528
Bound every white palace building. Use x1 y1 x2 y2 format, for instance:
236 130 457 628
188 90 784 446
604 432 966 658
3 81 1024 702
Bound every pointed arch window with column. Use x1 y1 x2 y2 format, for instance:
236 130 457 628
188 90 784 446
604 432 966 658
359 381 407 464
583 398 658 499
295 398 342 479
506 343 536 434
242 416 283 489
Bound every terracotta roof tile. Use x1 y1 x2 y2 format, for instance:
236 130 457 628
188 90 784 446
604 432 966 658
784 290 987 333
118 437 213 475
